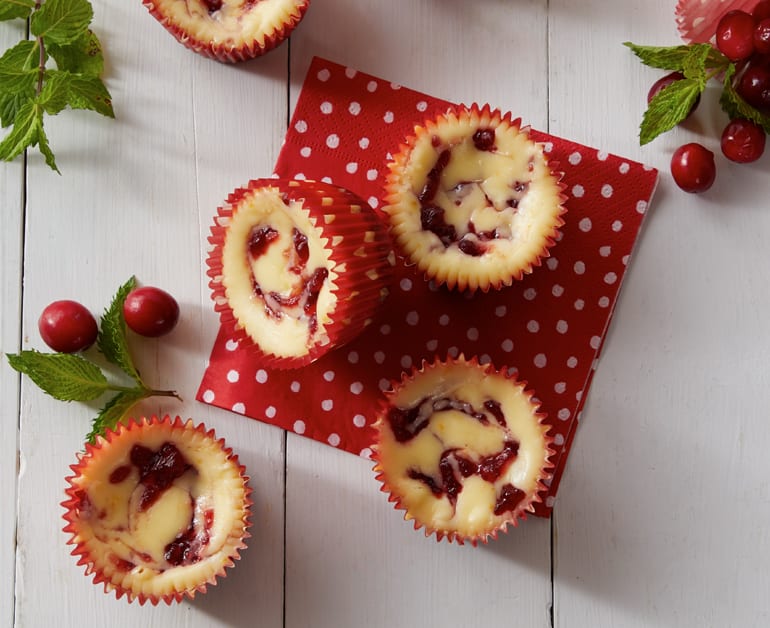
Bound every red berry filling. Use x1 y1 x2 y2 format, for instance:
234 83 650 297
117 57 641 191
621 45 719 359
119 442 194 512
415 130 527 256
202 0 223 14
407 440 521 510
245 223 330 337
472 128 496 151
107 442 217 568
388 395 524 514
164 507 215 567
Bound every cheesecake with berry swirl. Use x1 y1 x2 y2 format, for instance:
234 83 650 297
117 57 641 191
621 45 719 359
62 416 251 604
208 178 392 369
384 104 566 292
142 0 310 62
372 356 553 544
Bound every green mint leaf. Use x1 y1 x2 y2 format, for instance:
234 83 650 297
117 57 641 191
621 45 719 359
6 350 109 401
639 78 703 145
36 119 58 171
39 70 70 115
0 98 59 171
47 29 104 77
0 100 41 162
682 43 713 84
0 89 34 128
623 42 693 71
67 74 114 117
0 40 40 95
0 0 35 21
98 276 141 382
86 388 149 444
720 65 770 134
30 0 93 45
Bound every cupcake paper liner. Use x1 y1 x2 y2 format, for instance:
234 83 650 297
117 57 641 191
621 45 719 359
62 415 252 605
371 354 555 546
142 0 311 63
383 103 567 293
207 177 394 369
675 0 757 43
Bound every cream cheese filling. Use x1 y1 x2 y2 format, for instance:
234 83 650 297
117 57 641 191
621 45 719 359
386 113 563 286
152 0 303 47
377 363 549 537
71 424 247 598
221 186 337 358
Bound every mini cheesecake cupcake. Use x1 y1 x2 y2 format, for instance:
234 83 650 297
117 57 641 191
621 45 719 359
143 0 310 63
372 356 554 545
207 178 393 369
383 104 567 292
62 416 251 604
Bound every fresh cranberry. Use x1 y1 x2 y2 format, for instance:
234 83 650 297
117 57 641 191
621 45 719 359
716 10 756 61
123 286 179 337
38 299 98 353
754 0 770 23
670 143 716 193
647 71 700 118
737 62 770 109
755 19 770 55
721 119 767 162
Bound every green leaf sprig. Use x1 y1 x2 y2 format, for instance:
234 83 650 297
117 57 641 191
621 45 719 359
0 0 114 172
6 277 181 444
624 41 770 145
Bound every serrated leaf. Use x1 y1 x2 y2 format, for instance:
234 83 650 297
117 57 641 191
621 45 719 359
67 74 113 117
639 78 703 145
6 350 109 401
720 65 770 134
47 29 104 77
0 0 35 21
0 100 41 162
0 89 34 127
682 44 712 83
98 276 140 382
31 0 92 45
36 120 58 172
0 40 40 95
623 42 693 71
86 388 149 444
39 70 70 115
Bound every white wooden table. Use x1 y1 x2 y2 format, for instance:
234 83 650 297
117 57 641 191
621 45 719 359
2 0 770 626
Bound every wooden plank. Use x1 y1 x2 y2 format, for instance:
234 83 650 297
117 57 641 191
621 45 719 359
0 17 26 628
551 1 770 626
285 2 553 627
13 1 286 625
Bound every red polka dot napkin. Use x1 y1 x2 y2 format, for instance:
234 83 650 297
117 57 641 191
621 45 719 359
197 57 659 516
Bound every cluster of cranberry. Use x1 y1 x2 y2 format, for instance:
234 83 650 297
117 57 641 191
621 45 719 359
39 286 179 353
661 1 770 192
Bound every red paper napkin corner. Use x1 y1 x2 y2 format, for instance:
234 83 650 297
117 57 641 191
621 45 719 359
197 57 659 517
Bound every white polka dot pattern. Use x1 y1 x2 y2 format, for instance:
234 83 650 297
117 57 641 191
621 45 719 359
198 58 659 517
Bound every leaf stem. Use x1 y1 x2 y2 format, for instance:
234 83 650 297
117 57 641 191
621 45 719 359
34 1 44 96
108 384 182 401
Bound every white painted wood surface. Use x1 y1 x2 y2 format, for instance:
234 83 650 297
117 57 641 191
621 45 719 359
2 0 769 626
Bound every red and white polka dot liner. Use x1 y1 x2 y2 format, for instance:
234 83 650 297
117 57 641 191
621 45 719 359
676 0 756 43
197 57 659 516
